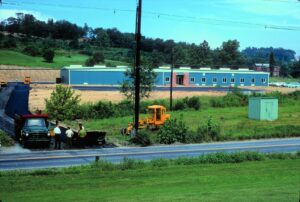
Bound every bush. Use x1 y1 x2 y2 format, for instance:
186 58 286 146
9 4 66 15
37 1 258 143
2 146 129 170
3 37 17 48
130 130 152 146
78 50 93 56
23 45 40 56
105 61 116 67
42 48 55 63
195 117 221 142
174 100 187 110
157 117 188 144
93 52 105 64
0 130 15 147
45 85 80 120
186 96 201 110
85 57 96 66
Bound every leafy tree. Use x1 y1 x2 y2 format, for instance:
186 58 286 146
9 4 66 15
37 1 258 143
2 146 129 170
42 48 55 63
85 57 96 66
93 52 105 64
94 28 110 48
157 118 188 144
173 44 187 65
150 49 165 67
217 40 244 65
269 52 276 77
2 37 17 48
120 60 156 100
23 45 40 56
45 85 81 120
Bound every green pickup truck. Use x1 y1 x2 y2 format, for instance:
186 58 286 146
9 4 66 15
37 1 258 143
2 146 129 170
15 114 51 148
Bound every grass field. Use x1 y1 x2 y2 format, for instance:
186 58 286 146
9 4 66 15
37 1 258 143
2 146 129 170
0 49 129 68
0 159 299 201
270 77 299 83
74 100 300 144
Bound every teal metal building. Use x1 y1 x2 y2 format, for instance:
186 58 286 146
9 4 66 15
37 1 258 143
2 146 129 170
248 97 278 120
60 65 269 87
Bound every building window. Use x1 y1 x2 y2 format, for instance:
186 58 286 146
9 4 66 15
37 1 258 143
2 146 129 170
222 78 227 83
201 78 206 83
251 78 255 83
261 78 266 83
240 78 245 83
190 77 195 82
231 78 235 83
165 77 170 82
212 78 217 83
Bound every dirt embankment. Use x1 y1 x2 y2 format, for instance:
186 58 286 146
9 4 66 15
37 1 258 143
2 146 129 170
0 65 59 82
29 84 227 111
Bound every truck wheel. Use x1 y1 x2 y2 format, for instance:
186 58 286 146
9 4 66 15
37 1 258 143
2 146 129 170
21 140 28 148
120 128 127 135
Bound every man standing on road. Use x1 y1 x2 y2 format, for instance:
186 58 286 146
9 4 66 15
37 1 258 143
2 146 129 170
78 123 87 148
54 122 62 149
66 127 74 148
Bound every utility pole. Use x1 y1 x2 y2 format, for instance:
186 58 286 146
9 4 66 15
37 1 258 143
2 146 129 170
134 0 142 135
170 50 174 111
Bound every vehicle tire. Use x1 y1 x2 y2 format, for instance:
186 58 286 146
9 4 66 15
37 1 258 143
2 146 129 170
120 128 127 135
21 140 28 148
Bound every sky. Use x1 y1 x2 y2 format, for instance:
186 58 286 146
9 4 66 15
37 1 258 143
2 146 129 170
1 0 300 56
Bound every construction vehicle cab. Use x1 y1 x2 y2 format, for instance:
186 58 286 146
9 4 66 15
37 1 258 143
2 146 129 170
15 114 51 148
24 76 31 85
121 105 170 135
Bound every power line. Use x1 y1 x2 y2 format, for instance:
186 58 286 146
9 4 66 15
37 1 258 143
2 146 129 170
2 0 300 31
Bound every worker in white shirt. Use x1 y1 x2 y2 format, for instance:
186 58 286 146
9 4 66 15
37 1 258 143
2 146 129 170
65 127 74 148
54 122 61 149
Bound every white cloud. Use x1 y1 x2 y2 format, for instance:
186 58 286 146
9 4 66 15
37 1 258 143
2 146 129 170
0 9 54 21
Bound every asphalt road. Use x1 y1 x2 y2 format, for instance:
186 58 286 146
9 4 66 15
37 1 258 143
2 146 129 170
1 138 299 170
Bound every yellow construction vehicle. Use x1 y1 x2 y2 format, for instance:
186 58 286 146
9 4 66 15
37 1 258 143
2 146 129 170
121 105 171 135
24 76 31 85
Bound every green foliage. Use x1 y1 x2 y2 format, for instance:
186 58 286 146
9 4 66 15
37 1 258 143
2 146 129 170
3 37 17 48
192 117 221 142
45 85 80 120
93 51 105 64
157 117 188 144
0 130 15 147
42 48 55 63
85 57 96 66
22 45 40 56
120 64 156 100
210 91 248 108
173 96 201 111
130 130 152 146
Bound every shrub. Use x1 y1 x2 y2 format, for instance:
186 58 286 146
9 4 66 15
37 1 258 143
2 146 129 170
174 100 186 110
186 96 201 110
195 117 221 142
45 85 80 120
78 50 93 56
0 130 15 147
93 52 105 64
42 48 55 63
157 117 188 144
130 130 152 146
3 37 17 48
23 45 40 56
85 57 96 66
105 61 116 67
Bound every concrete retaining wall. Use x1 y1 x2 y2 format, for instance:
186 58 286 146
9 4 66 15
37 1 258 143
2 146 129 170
0 69 59 82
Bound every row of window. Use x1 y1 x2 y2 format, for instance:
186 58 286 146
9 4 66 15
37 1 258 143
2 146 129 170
165 77 267 83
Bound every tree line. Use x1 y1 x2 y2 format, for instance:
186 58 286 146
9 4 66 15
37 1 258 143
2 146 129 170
0 13 299 76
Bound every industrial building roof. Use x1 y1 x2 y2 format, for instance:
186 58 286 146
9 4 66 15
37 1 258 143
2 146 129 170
62 65 269 75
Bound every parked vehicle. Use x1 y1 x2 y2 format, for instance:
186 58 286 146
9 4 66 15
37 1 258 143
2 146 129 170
15 114 51 148
121 105 171 135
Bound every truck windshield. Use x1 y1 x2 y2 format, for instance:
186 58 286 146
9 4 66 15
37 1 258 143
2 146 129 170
25 118 46 127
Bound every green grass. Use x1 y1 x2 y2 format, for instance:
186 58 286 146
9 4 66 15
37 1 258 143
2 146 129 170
0 49 129 68
0 159 299 201
270 77 299 83
77 100 300 143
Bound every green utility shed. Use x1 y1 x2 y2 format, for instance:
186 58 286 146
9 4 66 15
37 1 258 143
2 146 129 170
248 97 278 120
